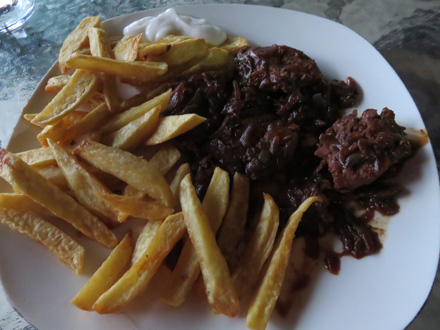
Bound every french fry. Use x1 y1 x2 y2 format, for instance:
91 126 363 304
65 54 168 83
57 102 112 146
47 139 119 226
179 174 239 317
16 147 57 167
0 193 54 218
146 114 206 146
97 193 174 222
138 36 191 57
246 196 321 330
168 162 191 210
59 16 101 73
220 36 249 52
114 34 143 61
181 47 231 76
37 110 87 147
0 150 118 248
72 232 133 310
217 172 250 266
45 75 71 93
34 165 69 191
232 193 279 300
100 89 171 135
131 220 162 265
0 207 84 274
144 38 209 66
88 27 120 112
92 212 186 313
75 140 174 207
31 69 99 126
110 106 161 151
162 167 230 307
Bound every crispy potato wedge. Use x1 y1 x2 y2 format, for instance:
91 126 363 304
58 102 112 146
45 75 71 93
114 34 143 61
0 207 84 274
92 212 186 313
131 220 162 266
162 167 229 307
66 54 168 83
232 193 279 300
100 89 171 135
179 174 239 317
31 69 99 126
37 110 87 147
110 106 161 151
16 147 57 167
181 47 231 76
246 196 321 330
72 232 133 310
146 114 206 146
0 150 117 248
97 193 174 222
217 172 250 266
47 139 119 226
75 140 173 207
59 16 101 73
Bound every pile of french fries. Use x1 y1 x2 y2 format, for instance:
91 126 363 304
0 16 320 330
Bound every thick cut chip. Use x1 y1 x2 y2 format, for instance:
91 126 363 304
217 172 250 266
47 139 119 226
92 213 186 313
0 193 54 218
88 27 120 112
16 147 57 167
162 167 230 307
181 47 231 76
0 207 84 274
168 162 190 210
179 174 239 317
34 165 69 191
31 69 99 126
75 140 173 207
58 102 112 146
65 54 168 83
131 220 162 266
0 150 117 248
146 114 206 146
246 196 321 330
72 232 133 310
110 106 161 151
114 34 143 61
59 16 101 73
220 36 249 52
100 89 171 135
232 193 279 300
45 75 71 93
143 38 209 66
37 110 87 147
97 193 174 222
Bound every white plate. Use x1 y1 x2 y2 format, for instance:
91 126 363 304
1 4 439 330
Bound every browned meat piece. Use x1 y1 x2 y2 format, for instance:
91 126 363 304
315 108 413 192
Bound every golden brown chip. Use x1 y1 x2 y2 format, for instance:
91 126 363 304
0 207 84 274
59 16 101 73
114 34 143 61
45 75 71 93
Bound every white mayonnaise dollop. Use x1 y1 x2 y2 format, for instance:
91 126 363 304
123 8 227 46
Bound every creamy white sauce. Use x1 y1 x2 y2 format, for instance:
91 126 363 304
123 8 227 46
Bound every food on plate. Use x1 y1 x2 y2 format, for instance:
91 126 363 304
72 232 133 310
0 10 428 330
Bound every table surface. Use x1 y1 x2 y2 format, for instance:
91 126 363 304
0 0 439 329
